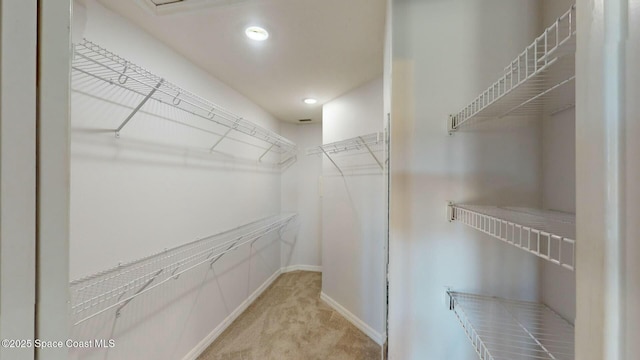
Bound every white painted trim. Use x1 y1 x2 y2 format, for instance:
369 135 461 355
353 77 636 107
36 1 72 358
281 265 322 273
181 268 281 360
320 291 385 345
183 265 327 359
0 2 37 359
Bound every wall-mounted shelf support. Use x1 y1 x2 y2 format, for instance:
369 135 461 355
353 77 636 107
358 136 383 170
278 154 297 167
258 143 276 162
209 127 234 152
209 239 240 268
171 265 182 280
321 148 344 176
115 79 164 138
115 268 163 318
447 115 455 135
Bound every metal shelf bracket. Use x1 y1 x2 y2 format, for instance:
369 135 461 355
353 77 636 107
209 118 241 152
171 265 182 280
209 239 241 268
447 202 455 222
258 143 276 162
115 268 163 318
115 79 164 138
448 115 456 135
358 136 383 170
321 148 344 176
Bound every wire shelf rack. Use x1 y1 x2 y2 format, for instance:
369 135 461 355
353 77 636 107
449 204 575 270
69 213 297 326
306 132 385 175
448 291 574 360
72 39 297 162
449 4 576 132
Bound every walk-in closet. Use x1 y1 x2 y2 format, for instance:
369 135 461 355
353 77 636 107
0 0 637 360
66 0 387 359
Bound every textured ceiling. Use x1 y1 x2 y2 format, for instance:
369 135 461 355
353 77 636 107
99 0 386 123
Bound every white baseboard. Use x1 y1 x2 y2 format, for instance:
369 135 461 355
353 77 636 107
320 291 385 346
281 264 322 273
183 265 323 360
181 268 281 360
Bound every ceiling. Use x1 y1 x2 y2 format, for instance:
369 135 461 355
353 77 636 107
98 0 387 123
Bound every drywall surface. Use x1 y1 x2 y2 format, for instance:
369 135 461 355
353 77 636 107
389 0 543 358
280 122 322 269
321 77 386 342
576 0 640 358
0 2 37 359
542 107 576 214
70 1 285 359
541 0 577 324
625 3 640 356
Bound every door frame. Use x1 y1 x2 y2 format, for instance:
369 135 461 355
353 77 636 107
35 1 72 359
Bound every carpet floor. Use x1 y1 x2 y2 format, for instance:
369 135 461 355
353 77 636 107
197 271 381 360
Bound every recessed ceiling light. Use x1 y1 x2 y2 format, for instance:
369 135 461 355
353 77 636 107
303 98 318 105
245 26 269 41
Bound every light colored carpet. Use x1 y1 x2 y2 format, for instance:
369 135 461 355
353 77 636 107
197 271 381 360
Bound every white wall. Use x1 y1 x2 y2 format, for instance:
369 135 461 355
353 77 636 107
541 0 577 324
323 78 384 143
70 1 286 359
575 0 639 358
389 0 543 358
0 2 37 359
625 3 639 356
321 77 386 342
280 122 322 270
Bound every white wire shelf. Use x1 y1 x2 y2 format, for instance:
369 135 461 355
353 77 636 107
449 204 575 271
69 213 297 326
72 39 297 163
306 132 385 175
448 291 574 360
449 4 576 132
